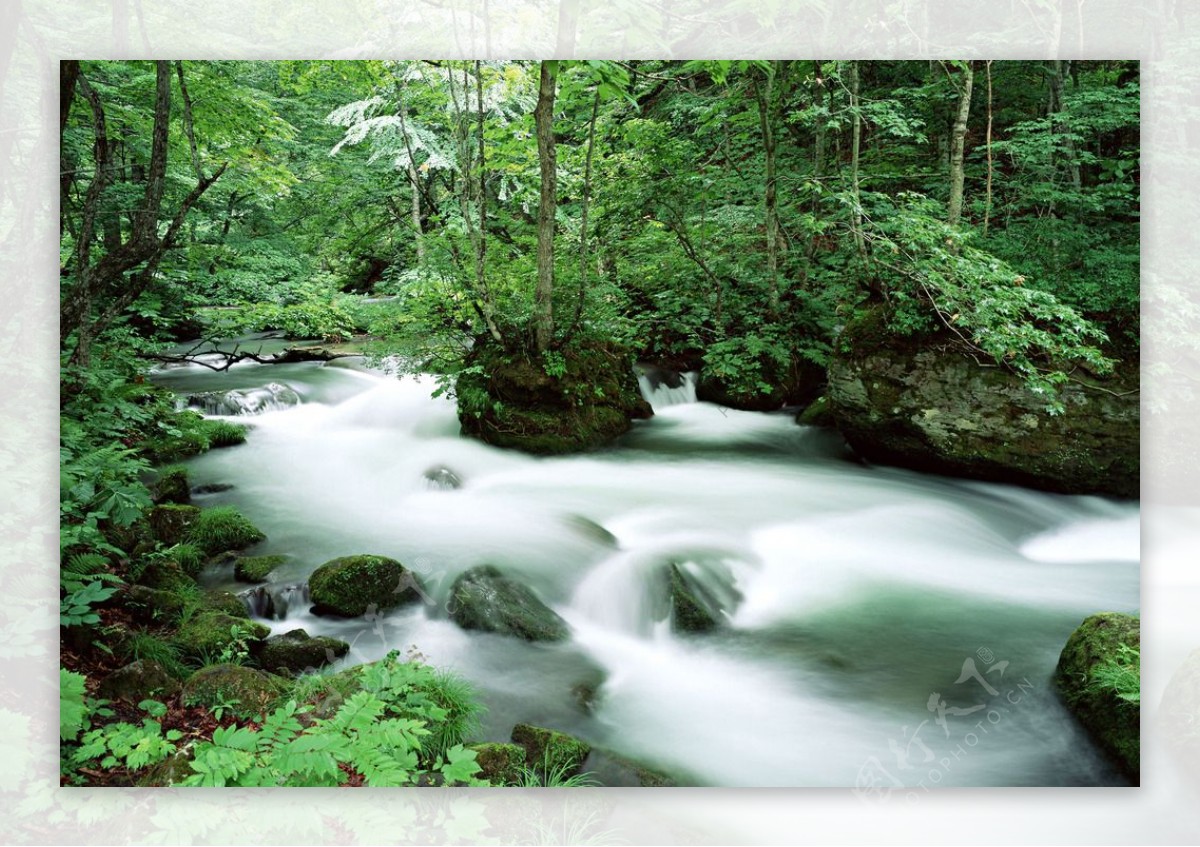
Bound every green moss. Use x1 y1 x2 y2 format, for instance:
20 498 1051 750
147 504 201 547
1054 612 1140 782
468 742 527 786
234 554 288 583
200 590 251 619
457 339 653 455
153 465 191 504
142 412 249 463
171 543 206 579
308 554 420 617
796 395 834 428
174 612 269 661
137 559 198 595
203 419 248 448
449 566 570 642
184 506 266 556
181 663 290 719
510 723 592 778
667 564 718 634
123 585 187 625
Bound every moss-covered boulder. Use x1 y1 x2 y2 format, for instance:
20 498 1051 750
1054 612 1140 782
308 554 421 617
234 554 288 583
122 585 186 625
147 504 202 547
97 660 182 703
448 566 570 642
456 338 653 455
697 357 824 412
468 742 527 786
181 663 290 718
201 590 252 619
184 506 266 557
796 395 834 428
137 559 197 594
152 466 191 505
827 307 1139 497
174 612 269 661
510 723 591 777
138 750 194 787
258 629 350 674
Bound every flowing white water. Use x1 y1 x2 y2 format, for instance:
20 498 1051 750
158 355 1139 787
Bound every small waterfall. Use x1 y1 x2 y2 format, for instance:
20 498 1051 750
239 581 311 620
636 364 698 410
183 381 302 416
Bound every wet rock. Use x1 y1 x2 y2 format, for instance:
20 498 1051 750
468 742 527 786
563 515 619 549
666 563 719 633
308 554 423 617
234 554 288 583
448 566 570 642
510 723 591 778
258 629 350 674
240 581 310 620
423 466 462 490
583 749 678 787
652 556 742 635
828 307 1139 497
457 338 653 455
97 660 181 704
191 483 234 496
201 590 252 619
183 382 301 416
1054 612 1140 782
696 358 824 412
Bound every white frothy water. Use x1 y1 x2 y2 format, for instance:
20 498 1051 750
162 357 1139 787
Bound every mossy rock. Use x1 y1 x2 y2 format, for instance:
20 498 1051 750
174 612 269 661
184 506 266 557
457 338 653 455
510 723 591 778
137 559 197 594
468 742 527 786
583 749 678 787
234 554 288 583
448 566 570 642
258 629 350 674
666 563 719 633
138 749 194 787
97 660 182 704
308 554 422 617
796 395 834 428
181 663 290 718
152 466 191 505
201 590 251 619
1054 612 1140 782
147 504 202 547
828 305 1139 497
122 585 186 625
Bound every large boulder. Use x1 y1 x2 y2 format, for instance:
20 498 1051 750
457 339 652 455
1054 612 1140 782
258 629 350 674
308 554 422 617
122 585 186 625
174 612 270 661
147 504 201 547
448 566 570 642
827 308 1139 497
233 554 288 583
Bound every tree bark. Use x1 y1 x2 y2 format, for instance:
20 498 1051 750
947 60 973 228
983 60 994 236
533 60 559 353
848 61 867 259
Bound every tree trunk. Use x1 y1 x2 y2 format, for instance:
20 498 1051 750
533 60 558 353
807 60 826 261
1049 60 1082 192
848 61 866 259
983 60 994 236
947 60 973 228
754 64 780 316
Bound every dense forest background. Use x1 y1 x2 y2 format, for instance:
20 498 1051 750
58 59 1140 788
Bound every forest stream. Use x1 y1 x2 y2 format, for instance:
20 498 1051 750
150 338 1139 788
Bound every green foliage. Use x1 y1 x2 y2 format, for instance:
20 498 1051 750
61 581 120 627
1088 643 1140 706
515 751 601 788
73 714 182 772
184 506 266 556
182 653 486 786
60 669 91 742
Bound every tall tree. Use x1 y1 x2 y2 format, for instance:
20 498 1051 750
533 60 559 353
947 60 974 227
